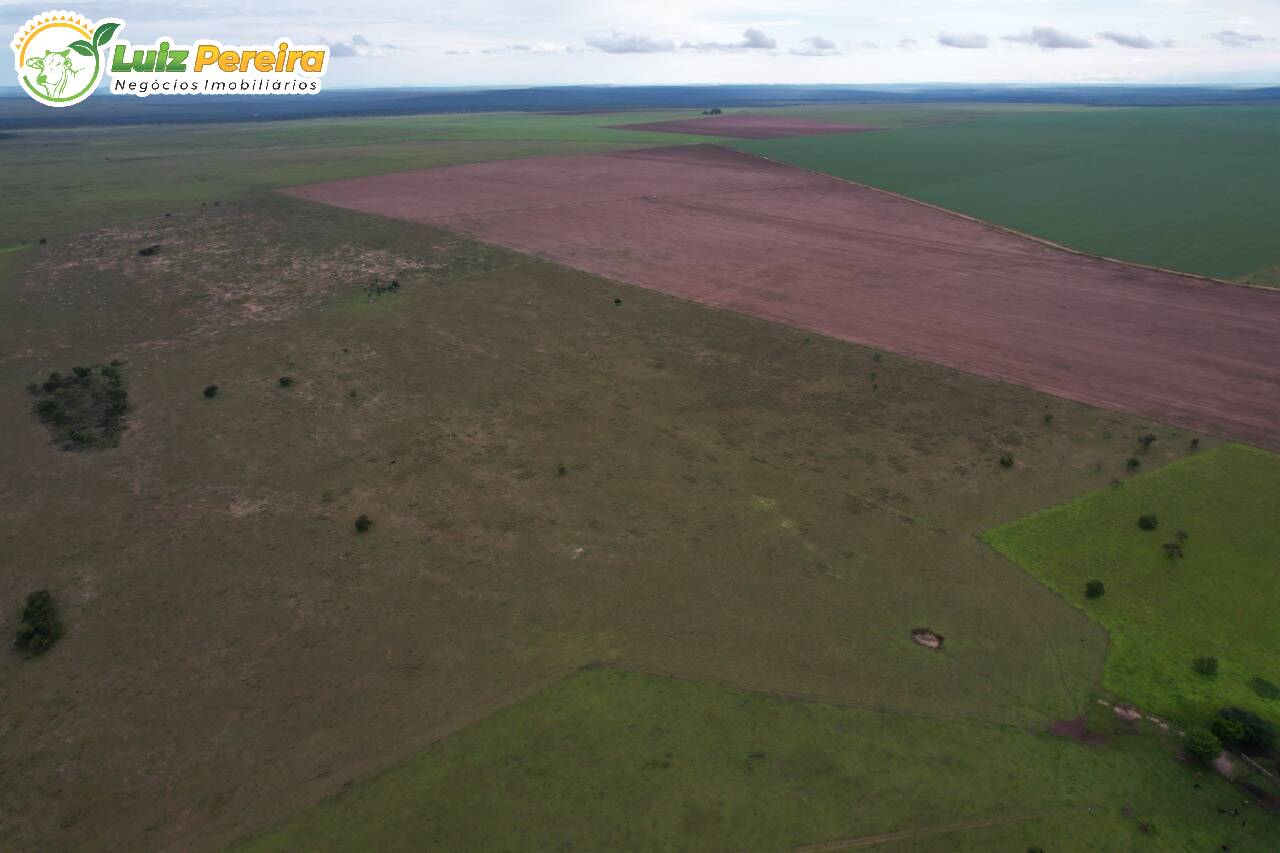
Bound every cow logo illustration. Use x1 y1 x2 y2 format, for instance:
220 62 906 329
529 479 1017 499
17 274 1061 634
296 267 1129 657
12 11 121 107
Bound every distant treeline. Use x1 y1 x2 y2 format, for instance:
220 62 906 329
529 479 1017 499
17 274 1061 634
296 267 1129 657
1 84 1278 128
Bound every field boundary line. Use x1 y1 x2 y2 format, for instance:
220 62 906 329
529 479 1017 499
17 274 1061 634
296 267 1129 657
164 660 584 853
598 661 1049 735
793 808 1080 850
740 148 1280 294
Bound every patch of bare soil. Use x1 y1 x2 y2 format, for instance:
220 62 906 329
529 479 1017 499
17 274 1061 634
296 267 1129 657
1051 714 1107 746
285 144 1280 450
911 628 943 649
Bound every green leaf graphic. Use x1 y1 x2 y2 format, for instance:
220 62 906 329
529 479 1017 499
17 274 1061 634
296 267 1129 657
92 22 120 47
68 39 95 57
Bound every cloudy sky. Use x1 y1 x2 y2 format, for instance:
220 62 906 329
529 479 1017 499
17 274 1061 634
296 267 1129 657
4 0 1278 87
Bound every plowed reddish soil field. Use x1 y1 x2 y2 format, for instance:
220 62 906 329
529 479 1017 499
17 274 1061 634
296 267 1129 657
284 145 1280 449
609 115 878 138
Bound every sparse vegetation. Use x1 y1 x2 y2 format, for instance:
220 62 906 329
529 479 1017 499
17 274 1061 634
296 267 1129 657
278 376 295 387
14 590 62 656
203 385 219 398
1192 656 1218 677
1085 580 1105 599
1126 456 1141 470
28 362 129 450
999 454 1014 468
1162 542 1183 558
1138 433 1157 452
354 514 373 533
1137 514 1159 530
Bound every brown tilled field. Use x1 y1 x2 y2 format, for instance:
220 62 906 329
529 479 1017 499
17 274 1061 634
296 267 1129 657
285 144 1280 450
609 114 879 138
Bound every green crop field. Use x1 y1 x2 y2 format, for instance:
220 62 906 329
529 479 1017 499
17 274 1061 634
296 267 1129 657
239 667 1278 852
986 444 1280 725
734 107 1280 283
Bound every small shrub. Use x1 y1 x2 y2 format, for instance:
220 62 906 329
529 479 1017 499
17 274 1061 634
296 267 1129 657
1162 542 1184 559
871 352 882 362
354 514 373 533
1213 707 1277 752
278 376 295 388
557 464 568 477
137 244 160 257
1189 437 1200 450
14 590 62 655
1043 413 1054 424
1184 728 1221 763
998 454 1014 468
1084 580 1105 599
1126 456 1141 470
26 382 39 395
1249 677 1280 700
1177 530 1189 542
1192 656 1218 676
1138 433 1157 451
72 365 91 379
613 298 622 305
1137 514 1159 531
202 385 219 398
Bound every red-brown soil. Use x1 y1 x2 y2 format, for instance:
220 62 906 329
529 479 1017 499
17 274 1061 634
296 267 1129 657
284 145 1280 449
610 115 880 138
1051 715 1108 745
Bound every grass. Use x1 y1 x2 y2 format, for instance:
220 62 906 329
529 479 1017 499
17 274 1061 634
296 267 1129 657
0 192 1206 850
734 106 1280 281
985 444 1280 725
0 110 711 243
237 667 1279 852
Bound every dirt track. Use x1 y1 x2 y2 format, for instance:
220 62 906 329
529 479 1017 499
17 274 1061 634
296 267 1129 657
285 145 1280 449
609 115 879 138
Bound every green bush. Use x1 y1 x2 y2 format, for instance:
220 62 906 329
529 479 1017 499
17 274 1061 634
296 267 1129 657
203 385 219 398
1183 728 1221 763
1138 433 1157 451
1249 677 1280 700
1192 656 1218 676
14 590 62 655
1212 707 1276 753
1126 456 1141 470
1137 514 1159 531
1084 580 1105 599
998 454 1014 468
278 376 295 388
355 514 373 533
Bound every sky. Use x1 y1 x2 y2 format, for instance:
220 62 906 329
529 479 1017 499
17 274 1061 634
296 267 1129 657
3 0 1279 87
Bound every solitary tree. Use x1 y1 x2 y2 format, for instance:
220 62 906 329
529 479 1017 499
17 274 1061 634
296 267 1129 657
355 514 373 533
1085 580 1106 599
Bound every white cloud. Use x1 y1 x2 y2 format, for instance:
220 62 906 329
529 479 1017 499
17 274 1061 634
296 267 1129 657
683 28 777 53
583 30 675 54
1004 27 1093 49
1210 30 1271 48
326 34 404 58
938 32 989 49
791 36 840 57
1098 32 1174 50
